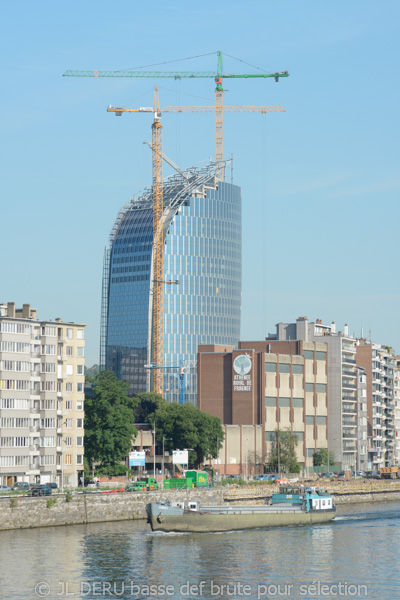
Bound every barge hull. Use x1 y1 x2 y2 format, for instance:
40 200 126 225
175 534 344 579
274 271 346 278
148 509 335 533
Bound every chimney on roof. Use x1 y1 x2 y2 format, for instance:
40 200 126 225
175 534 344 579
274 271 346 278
343 323 349 337
331 321 336 334
7 302 15 318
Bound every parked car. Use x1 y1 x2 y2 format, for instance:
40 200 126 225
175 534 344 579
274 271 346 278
29 484 52 496
255 475 271 481
12 482 30 491
0 485 11 493
366 471 381 479
319 472 335 478
48 483 58 489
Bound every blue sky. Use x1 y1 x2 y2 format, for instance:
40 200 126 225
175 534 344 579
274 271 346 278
1 1 399 365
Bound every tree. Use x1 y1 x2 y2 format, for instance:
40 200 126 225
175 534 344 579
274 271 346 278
149 402 224 468
313 448 336 467
267 428 300 474
84 371 139 470
133 392 165 422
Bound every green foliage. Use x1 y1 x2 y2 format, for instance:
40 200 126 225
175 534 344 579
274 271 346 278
313 448 336 467
95 463 127 477
65 491 73 502
10 497 18 509
84 371 139 469
151 402 224 468
267 428 301 473
47 498 57 508
134 392 165 422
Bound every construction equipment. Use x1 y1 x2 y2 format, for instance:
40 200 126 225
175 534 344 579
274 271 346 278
64 53 288 395
144 360 187 404
63 50 289 169
110 86 284 395
380 466 400 479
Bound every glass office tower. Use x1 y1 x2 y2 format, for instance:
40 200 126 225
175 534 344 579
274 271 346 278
100 160 241 404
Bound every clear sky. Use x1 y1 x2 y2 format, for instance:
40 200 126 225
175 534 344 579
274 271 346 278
1 1 399 366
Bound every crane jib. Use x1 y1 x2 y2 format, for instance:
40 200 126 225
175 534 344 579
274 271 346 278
63 70 289 79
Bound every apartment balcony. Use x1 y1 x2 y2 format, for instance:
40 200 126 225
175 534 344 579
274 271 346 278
342 369 356 378
342 357 356 365
342 395 357 402
342 343 356 353
57 355 67 361
29 444 39 452
342 383 357 390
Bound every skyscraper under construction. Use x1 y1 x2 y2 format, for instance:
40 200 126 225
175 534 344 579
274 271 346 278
100 159 241 405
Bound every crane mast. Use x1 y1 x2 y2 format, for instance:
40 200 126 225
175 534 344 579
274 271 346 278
151 88 164 394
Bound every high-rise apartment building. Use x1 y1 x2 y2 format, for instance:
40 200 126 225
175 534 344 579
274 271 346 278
394 358 400 464
0 302 85 487
356 341 396 469
101 161 242 404
356 366 368 471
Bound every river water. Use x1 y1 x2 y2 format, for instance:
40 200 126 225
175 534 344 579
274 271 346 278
1 501 399 600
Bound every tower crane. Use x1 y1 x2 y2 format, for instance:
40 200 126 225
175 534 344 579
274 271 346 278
64 52 288 396
107 86 285 395
63 50 289 170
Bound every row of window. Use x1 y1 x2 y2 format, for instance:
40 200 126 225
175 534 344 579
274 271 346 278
0 418 30 428
0 380 30 391
0 437 29 447
304 350 327 361
0 361 31 372
40 327 84 340
0 456 30 466
265 363 304 374
0 323 31 334
0 398 31 410
1 342 30 353
265 397 304 407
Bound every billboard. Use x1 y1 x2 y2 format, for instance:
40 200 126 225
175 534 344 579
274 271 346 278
173 450 189 465
129 451 145 467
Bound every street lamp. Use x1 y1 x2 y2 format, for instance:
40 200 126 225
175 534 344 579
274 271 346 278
153 421 156 483
245 438 248 481
162 436 172 489
60 420 67 493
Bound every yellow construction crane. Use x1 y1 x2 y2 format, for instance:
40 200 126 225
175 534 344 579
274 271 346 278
108 87 285 394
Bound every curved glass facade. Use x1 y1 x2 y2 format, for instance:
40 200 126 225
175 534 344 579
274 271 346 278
101 164 241 404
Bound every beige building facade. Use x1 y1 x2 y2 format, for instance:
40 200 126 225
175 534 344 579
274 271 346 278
197 341 328 474
0 302 86 488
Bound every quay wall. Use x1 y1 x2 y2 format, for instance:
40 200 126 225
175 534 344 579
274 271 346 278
1 483 400 531
0 488 224 531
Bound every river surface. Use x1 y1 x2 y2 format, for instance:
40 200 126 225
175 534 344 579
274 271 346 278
0 501 399 600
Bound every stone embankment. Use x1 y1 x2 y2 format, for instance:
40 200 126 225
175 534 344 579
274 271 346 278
223 480 400 505
0 487 224 531
1 480 399 531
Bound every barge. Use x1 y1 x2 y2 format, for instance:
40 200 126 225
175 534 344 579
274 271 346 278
146 485 336 533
